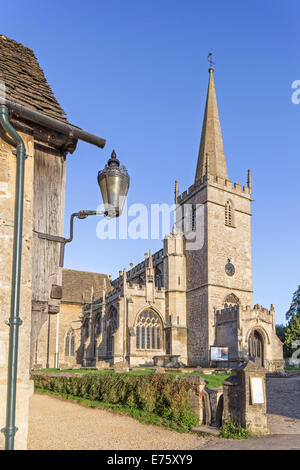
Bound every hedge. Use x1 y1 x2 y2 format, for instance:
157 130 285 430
32 372 198 430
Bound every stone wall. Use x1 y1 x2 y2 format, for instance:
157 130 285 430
222 361 268 434
182 173 253 366
33 301 82 369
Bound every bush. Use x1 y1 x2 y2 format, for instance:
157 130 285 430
220 419 250 439
32 372 198 430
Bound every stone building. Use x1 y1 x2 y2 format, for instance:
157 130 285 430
0 35 105 449
34 269 109 369
78 66 283 371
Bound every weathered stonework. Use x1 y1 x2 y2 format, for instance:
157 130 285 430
38 67 283 374
223 361 269 434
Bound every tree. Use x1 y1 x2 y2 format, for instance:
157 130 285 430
284 286 300 357
286 285 300 320
284 314 300 358
276 324 287 343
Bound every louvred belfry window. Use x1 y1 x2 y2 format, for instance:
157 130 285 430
225 200 234 227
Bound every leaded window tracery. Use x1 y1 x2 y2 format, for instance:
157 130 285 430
136 310 162 350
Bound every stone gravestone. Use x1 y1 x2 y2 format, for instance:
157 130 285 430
96 360 110 370
222 360 268 434
114 360 130 373
154 367 165 374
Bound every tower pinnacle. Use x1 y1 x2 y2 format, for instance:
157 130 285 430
195 67 228 182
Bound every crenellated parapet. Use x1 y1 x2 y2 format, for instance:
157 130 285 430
105 286 122 302
241 303 275 327
111 249 164 288
215 303 275 329
177 173 251 206
215 304 239 324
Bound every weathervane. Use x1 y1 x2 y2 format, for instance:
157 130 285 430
207 50 215 68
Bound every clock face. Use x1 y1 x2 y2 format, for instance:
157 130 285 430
225 260 235 276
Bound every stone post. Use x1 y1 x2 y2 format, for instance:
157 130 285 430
222 360 268 434
183 376 210 425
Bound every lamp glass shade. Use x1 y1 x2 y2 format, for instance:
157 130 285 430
98 151 130 218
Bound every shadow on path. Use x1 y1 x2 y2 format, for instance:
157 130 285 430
199 434 300 450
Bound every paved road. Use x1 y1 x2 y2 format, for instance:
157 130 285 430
266 376 300 434
199 434 300 450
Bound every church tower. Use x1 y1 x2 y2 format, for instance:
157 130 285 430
177 66 253 366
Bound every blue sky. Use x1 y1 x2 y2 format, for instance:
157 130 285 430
2 0 299 324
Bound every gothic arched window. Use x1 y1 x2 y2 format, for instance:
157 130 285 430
225 200 234 227
134 275 145 288
65 334 69 357
71 334 75 356
65 330 75 357
83 320 89 341
106 307 118 355
224 293 240 306
95 314 101 337
155 268 163 290
136 310 162 350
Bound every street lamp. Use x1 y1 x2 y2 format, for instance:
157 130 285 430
52 150 129 370
59 150 130 266
98 150 130 218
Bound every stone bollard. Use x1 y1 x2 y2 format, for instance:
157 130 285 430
222 361 268 434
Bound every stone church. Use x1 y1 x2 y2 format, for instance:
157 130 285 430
67 67 283 371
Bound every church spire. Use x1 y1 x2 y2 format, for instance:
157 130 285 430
195 67 228 182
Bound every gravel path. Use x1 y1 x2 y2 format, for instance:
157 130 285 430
28 394 209 450
28 376 300 450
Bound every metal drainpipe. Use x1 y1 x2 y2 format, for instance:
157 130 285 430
0 104 26 450
54 311 60 369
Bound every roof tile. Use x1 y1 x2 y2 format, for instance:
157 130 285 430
0 34 67 122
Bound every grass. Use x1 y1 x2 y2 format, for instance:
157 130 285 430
32 367 231 389
220 419 251 439
34 387 193 433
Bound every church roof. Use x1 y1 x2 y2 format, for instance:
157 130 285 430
62 269 110 304
0 34 67 123
195 67 228 182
